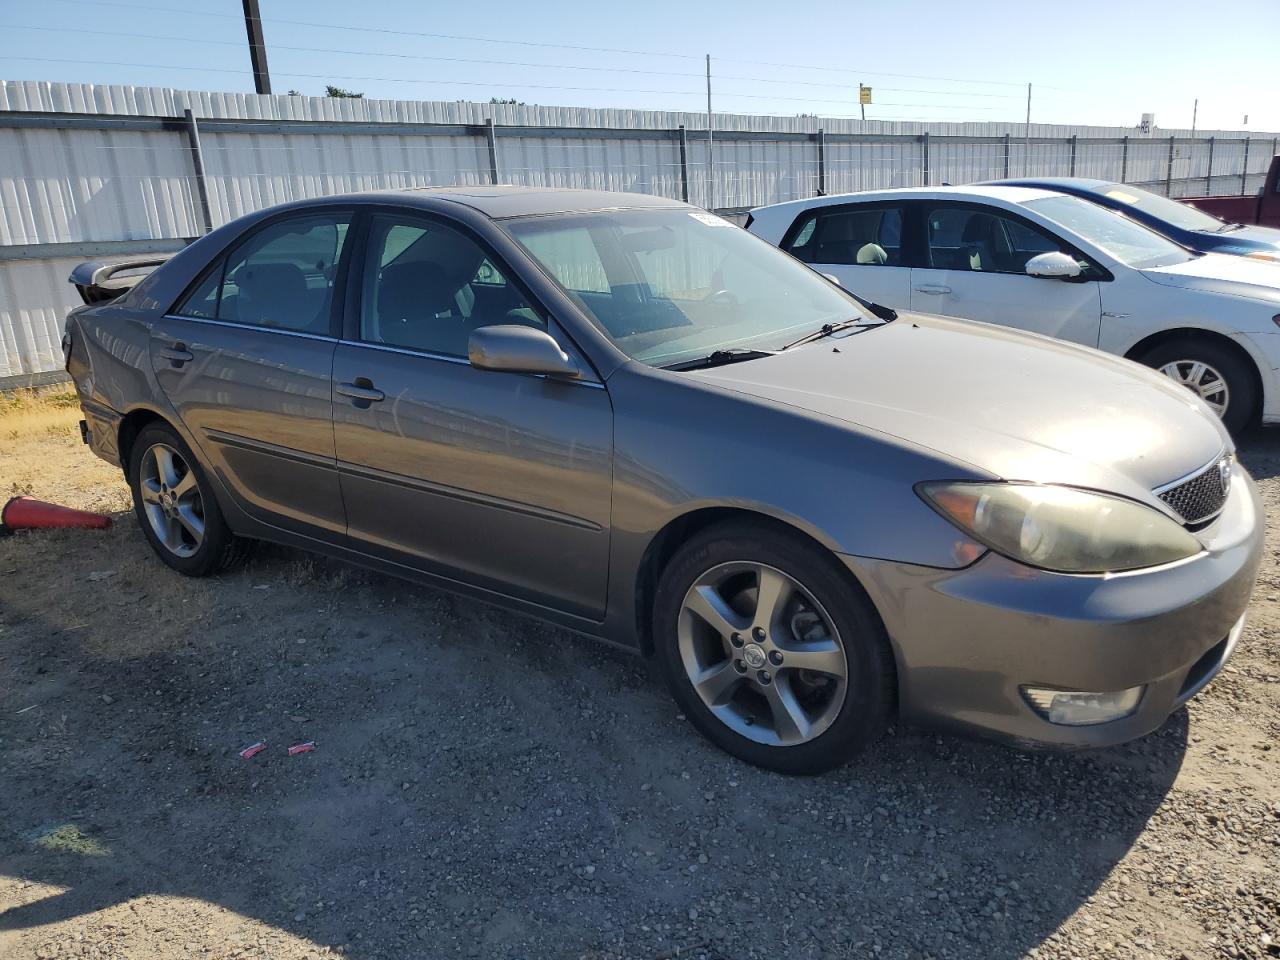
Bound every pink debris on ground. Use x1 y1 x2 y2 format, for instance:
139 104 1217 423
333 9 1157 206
238 741 267 759
287 741 316 756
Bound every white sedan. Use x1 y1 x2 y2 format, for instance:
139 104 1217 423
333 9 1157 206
747 186 1280 433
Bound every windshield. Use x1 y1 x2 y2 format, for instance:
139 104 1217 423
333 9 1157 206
1021 194 1195 269
1091 182 1226 232
503 208 872 367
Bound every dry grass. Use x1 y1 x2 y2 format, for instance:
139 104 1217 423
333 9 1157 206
0 389 130 512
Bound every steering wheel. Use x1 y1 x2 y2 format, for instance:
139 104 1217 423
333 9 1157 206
702 289 740 306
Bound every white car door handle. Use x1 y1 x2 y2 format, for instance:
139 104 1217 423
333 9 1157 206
914 284 951 295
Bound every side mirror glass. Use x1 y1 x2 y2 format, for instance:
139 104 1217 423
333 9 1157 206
468 325 581 379
1025 251 1083 280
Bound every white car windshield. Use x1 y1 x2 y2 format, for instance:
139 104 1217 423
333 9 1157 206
504 209 874 367
1022 194 1195 269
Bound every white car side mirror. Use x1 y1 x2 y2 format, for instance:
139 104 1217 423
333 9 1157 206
1026 251 1083 280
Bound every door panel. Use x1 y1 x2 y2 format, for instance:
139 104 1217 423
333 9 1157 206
911 203 1102 345
149 211 352 537
332 347 613 617
150 319 344 536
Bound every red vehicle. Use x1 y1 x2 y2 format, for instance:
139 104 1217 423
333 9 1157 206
1180 154 1280 229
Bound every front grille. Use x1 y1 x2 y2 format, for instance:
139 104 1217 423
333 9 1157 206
1157 456 1231 525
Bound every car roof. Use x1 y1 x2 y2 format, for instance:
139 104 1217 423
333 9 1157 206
986 177 1115 192
750 183 1065 216
284 185 690 219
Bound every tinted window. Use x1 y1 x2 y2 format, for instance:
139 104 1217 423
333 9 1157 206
175 262 223 319
360 215 542 357
925 206 1069 274
198 214 351 333
785 206 905 266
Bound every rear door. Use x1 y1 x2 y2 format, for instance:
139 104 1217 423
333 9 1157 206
779 201 912 309
909 201 1103 346
150 211 353 539
331 210 613 619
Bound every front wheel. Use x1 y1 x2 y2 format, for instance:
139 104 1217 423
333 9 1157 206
1136 338 1257 436
653 522 895 775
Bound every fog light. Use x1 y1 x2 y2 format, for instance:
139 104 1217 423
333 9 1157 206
1021 685 1144 726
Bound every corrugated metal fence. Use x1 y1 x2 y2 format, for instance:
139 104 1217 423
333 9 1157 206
2 80 1278 382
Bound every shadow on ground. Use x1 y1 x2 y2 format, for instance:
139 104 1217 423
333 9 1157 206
0 516 1186 960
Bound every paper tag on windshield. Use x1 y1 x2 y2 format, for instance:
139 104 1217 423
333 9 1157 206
1103 189 1140 205
689 212 734 227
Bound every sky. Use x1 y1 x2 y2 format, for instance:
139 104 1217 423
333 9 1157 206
0 0 1276 132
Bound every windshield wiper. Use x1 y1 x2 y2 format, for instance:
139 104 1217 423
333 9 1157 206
1214 222 1245 233
781 315 889 351
662 348 775 371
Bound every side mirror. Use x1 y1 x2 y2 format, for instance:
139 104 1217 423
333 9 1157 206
468 325 581 379
1025 251 1083 280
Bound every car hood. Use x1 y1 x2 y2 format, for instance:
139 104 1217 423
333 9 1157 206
691 313 1230 505
1142 252 1280 304
1206 223 1280 251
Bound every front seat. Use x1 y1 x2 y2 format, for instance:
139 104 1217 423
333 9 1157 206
375 261 462 353
960 214 997 272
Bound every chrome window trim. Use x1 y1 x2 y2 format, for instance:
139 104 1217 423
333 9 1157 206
336 339 606 389
161 314 337 343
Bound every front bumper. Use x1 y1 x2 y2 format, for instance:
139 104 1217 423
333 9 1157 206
843 468 1263 749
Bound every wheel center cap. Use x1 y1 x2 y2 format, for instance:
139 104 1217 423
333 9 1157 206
742 643 767 670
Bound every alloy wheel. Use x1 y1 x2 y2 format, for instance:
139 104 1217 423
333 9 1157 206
139 443 205 558
677 561 848 746
1159 359 1229 417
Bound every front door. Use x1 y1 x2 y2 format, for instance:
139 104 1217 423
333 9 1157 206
332 212 613 619
909 202 1102 346
149 211 353 538
779 201 913 310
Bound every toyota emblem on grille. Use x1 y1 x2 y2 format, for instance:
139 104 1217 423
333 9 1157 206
1218 457 1233 495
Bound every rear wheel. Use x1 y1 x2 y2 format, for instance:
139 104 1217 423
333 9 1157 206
1136 337 1257 435
128 422 252 576
653 522 895 775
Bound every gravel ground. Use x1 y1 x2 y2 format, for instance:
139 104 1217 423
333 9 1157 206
0 396 1277 960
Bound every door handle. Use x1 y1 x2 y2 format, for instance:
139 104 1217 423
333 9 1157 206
336 379 385 404
158 343 193 366
913 284 952 295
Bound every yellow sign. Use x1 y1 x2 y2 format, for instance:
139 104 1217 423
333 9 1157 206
859 86 872 105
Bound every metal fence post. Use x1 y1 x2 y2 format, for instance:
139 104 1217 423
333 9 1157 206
816 128 826 196
921 132 930 187
1165 135 1175 196
677 125 689 202
1205 136 1215 195
1241 138 1251 195
1068 134 1077 177
485 118 499 185
1003 133 1010 178
1120 135 1129 183
182 108 214 235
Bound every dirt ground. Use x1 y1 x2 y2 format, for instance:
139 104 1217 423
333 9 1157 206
0 391 1277 960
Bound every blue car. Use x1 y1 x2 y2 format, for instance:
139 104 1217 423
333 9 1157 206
989 177 1280 263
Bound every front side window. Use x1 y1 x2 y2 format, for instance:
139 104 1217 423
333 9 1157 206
360 215 542 357
175 214 350 332
925 205 1071 274
505 208 873 368
784 205 905 266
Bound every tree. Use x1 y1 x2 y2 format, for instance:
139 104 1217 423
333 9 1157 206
489 97 524 105
286 89 302 96
325 85 364 99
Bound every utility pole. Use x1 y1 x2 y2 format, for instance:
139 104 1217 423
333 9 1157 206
706 54 715 212
1023 82 1031 175
1191 98 1198 136
242 0 272 95
859 82 865 122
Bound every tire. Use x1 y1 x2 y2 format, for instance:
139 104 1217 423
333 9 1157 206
1136 337 1257 436
127 421 252 577
653 521 895 775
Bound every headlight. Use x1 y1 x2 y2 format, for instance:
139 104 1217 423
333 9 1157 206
917 481 1202 573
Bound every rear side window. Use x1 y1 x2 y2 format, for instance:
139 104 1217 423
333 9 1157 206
173 214 350 334
783 205 905 266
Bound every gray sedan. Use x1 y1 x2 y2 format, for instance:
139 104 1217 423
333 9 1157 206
64 187 1262 773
